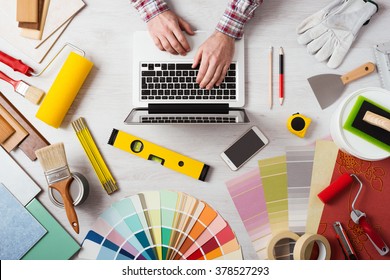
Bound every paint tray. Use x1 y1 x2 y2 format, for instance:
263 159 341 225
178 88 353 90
343 95 390 152
374 41 390 90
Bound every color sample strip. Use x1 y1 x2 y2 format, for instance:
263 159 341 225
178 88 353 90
23 199 80 260
226 168 272 259
306 141 339 234
258 156 289 233
286 146 315 233
0 183 46 260
160 190 178 259
258 155 290 260
112 198 156 260
174 203 218 260
129 195 157 259
139 192 162 259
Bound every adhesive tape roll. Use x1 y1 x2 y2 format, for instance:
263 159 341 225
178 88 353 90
293 233 331 260
36 52 93 128
267 231 300 260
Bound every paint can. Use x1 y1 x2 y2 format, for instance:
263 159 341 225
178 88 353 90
48 172 89 208
330 87 390 161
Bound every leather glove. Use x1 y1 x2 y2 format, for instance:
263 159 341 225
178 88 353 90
297 0 378 68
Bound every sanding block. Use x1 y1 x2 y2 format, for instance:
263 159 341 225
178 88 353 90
374 41 390 90
343 95 390 152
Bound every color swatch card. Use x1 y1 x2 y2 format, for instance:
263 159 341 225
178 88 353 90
258 156 289 233
318 151 390 260
286 146 315 234
0 183 46 260
226 168 272 260
79 191 242 260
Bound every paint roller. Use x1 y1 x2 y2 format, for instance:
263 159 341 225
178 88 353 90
318 173 389 256
35 44 93 128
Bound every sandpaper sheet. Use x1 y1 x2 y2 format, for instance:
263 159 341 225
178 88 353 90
318 151 390 260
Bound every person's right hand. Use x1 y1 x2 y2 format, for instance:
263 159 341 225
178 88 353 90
147 11 195 56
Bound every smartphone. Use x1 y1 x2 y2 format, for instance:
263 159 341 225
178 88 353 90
220 126 269 171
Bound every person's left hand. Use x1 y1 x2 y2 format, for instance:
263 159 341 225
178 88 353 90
192 31 235 89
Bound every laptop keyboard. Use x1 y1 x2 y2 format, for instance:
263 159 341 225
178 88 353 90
140 116 237 123
140 62 237 101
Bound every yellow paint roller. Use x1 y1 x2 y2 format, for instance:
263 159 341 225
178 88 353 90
36 52 93 128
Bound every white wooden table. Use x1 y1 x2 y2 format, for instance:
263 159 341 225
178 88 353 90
0 0 388 260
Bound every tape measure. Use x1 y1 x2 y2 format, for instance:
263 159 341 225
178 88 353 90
287 113 311 138
108 129 209 181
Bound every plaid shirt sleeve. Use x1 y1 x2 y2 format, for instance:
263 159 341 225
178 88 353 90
216 0 263 39
130 0 169 22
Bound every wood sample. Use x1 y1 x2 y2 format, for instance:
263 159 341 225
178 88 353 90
0 115 16 143
0 92 50 161
0 105 29 152
16 0 39 23
18 0 44 30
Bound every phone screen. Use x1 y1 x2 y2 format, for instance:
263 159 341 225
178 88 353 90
224 129 266 168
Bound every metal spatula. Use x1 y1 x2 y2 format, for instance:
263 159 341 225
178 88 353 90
308 62 376 109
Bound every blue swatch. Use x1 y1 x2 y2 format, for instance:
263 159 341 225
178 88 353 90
0 183 47 260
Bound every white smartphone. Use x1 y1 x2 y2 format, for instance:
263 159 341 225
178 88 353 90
220 126 269 171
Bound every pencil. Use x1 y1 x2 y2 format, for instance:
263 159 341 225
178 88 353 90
269 46 273 109
279 47 284 106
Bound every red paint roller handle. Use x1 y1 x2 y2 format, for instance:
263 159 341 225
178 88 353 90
0 51 33 76
359 216 389 256
318 173 353 203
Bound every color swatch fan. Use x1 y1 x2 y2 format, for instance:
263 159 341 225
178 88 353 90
79 191 242 260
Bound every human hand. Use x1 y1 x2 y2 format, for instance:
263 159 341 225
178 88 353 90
147 10 195 56
192 31 235 89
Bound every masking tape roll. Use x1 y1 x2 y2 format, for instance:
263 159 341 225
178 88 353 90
36 52 93 128
267 230 300 260
293 233 331 260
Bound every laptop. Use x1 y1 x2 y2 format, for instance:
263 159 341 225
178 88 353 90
124 31 249 124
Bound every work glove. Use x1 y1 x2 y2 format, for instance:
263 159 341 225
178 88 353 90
297 0 378 69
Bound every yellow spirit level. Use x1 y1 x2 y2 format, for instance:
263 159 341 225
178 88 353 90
108 129 209 181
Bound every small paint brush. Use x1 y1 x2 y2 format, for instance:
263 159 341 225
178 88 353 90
0 70 45 105
35 143 80 234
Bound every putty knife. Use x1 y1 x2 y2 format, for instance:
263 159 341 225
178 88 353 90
308 62 376 109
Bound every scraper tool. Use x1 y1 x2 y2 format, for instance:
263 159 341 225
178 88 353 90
308 62 376 109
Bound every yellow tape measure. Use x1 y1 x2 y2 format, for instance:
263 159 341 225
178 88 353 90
108 129 209 181
287 113 311 138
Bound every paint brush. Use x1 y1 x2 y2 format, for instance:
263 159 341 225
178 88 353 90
35 143 80 234
0 70 45 105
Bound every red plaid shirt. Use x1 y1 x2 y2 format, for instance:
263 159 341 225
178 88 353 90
131 0 262 39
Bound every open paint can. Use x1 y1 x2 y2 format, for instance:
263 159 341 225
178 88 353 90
330 87 390 161
49 172 89 208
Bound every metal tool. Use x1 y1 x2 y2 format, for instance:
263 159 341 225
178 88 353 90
333 221 357 260
374 41 390 90
308 62 376 109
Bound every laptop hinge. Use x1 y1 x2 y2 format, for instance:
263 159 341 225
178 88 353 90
148 104 229 114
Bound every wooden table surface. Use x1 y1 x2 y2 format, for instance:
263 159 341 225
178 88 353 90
0 0 388 260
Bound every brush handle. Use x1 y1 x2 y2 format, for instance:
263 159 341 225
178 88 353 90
340 62 376 85
363 111 390 132
50 177 80 234
0 51 33 76
0 71 18 90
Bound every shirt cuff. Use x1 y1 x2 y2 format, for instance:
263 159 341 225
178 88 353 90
216 2 261 39
132 0 169 22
